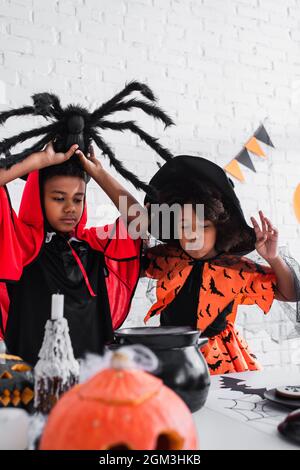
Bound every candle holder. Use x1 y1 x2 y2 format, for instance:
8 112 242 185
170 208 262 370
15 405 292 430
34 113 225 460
34 294 79 414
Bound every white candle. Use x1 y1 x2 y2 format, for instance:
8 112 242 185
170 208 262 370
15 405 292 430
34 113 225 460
51 293 64 320
0 409 29 450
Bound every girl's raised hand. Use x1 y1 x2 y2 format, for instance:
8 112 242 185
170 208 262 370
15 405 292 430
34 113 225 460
250 210 279 261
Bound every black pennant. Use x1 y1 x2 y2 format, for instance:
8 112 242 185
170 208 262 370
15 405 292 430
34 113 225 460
254 124 274 148
236 148 256 172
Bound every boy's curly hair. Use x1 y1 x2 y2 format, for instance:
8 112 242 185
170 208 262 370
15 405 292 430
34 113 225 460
157 175 253 253
40 158 89 184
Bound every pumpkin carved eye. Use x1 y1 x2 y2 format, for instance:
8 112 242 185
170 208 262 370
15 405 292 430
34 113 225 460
11 364 31 373
155 431 184 450
106 444 131 450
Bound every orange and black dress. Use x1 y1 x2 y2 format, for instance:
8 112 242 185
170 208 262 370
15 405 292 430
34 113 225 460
143 244 277 375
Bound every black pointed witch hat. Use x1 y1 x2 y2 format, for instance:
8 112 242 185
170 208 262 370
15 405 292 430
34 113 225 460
144 155 256 255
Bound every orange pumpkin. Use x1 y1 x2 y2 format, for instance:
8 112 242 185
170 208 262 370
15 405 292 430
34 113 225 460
40 353 198 450
0 354 34 410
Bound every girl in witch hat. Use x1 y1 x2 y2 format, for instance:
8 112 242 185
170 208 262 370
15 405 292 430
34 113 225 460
0 82 173 365
142 156 300 375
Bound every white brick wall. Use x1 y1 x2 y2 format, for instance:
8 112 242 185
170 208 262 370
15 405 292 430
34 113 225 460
0 0 300 370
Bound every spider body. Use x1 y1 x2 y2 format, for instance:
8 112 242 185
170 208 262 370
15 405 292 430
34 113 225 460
53 109 89 155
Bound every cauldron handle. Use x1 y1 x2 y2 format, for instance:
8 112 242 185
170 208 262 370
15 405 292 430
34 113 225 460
197 336 208 348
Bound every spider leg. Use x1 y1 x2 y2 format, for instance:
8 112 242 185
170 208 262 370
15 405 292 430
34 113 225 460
97 120 173 162
0 95 63 126
0 106 36 125
0 123 59 155
97 98 174 127
90 81 157 122
90 129 155 196
0 132 56 169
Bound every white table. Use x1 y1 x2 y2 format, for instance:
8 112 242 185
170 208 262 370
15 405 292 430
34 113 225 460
193 367 300 450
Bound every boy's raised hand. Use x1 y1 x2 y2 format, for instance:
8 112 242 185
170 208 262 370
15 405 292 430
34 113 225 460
75 145 103 179
33 142 79 170
250 210 279 262
0 142 79 186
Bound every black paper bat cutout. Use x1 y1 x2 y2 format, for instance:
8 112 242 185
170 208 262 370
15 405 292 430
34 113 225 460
220 376 266 399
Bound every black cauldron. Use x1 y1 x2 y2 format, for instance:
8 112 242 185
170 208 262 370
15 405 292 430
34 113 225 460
113 326 211 413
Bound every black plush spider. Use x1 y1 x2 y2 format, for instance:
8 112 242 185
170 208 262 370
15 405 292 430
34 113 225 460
0 81 174 193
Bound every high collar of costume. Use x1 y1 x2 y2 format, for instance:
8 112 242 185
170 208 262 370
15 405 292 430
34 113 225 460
147 243 228 265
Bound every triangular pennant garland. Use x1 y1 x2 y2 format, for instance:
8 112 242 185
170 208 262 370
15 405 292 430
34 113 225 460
224 124 274 182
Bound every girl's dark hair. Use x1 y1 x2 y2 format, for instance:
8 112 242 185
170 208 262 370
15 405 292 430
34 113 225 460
40 157 89 185
157 176 252 252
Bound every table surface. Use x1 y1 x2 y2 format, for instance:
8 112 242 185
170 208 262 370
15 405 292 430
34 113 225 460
193 367 300 450
21 366 300 450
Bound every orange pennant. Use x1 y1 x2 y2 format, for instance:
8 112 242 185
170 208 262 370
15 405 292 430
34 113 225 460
245 137 266 157
294 184 300 223
224 159 245 182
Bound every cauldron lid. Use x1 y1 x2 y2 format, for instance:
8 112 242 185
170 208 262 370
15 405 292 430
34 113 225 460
114 326 207 349
115 326 199 336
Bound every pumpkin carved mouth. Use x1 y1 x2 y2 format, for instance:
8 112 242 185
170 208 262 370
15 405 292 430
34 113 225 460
0 354 34 409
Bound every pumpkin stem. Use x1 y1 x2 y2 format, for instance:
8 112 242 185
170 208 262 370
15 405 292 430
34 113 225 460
111 351 134 370
109 345 159 373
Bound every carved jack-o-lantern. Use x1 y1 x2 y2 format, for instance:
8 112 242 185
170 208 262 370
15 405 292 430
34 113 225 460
0 354 34 409
40 353 198 450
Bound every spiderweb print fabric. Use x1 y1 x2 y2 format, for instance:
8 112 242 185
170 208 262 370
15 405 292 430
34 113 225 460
205 372 300 436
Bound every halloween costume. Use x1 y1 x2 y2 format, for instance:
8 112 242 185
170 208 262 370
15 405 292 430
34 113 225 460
144 244 278 374
143 156 300 375
0 82 174 365
0 171 141 365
